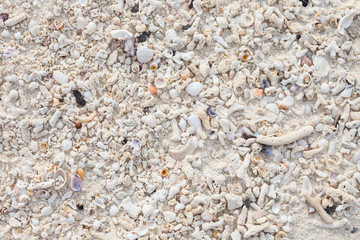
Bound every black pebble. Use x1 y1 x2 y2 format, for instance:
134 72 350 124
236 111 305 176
143 107 150 113
300 0 309 7
131 4 139 13
137 31 151 43
351 228 358 234
76 203 84 210
324 205 336 215
59 97 64 103
121 138 128 145
244 198 251 209
72 90 86 107
182 25 191 30
296 34 302 40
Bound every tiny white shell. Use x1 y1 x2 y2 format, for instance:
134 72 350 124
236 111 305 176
239 14 254 28
186 82 203 96
154 78 167 89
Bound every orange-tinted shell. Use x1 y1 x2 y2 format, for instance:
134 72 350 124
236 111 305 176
148 85 157 94
161 169 168 177
76 168 85 180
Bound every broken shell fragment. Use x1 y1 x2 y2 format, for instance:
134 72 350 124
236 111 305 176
239 14 254 28
71 175 82 192
54 168 67 190
337 10 357 35
154 78 167 89
169 136 198 160
137 46 154 63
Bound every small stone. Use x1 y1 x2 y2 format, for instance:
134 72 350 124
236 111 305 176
62 139 72 151
53 71 68 84
186 82 203 96
136 46 153 63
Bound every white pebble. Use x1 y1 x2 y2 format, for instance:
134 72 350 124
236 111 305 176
53 71 68 84
109 205 119 216
62 139 72 151
186 82 203 96
146 114 157 128
137 46 154 63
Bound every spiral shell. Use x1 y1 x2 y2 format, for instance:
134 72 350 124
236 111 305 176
1 207 7 215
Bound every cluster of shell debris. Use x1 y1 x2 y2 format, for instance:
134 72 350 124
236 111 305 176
1 0 360 239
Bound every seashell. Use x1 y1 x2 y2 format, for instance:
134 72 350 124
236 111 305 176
41 206 53 216
253 209 266 220
186 82 203 96
287 21 304 33
240 126 255 139
137 46 154 63
39 142 48 151
313 56 330 77
207 107 216 117
161 169 168 177
15 211 27 224
301 56 312 67
0 207 7 215
337 10 357 35
110 30 135 56
54 168 67 190
148 85 157 94
261 145 272 157
132 138 141 151
239 14 254 28
94 197 106 209
52 21 64 30
53 71 68 84
169 136 198 160
34 190 51 199
76 168 85 180
180 69 191 80
188 114 202 131
9 217 21 227
154 78 167 89
296 72 312 87
71 174 82 192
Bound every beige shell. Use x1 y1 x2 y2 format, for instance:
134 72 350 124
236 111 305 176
54 168 67 190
